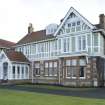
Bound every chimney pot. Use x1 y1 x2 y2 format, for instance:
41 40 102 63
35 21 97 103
99 14 105 29
28 23 34 34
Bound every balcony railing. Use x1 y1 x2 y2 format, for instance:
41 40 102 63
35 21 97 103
26 50 88 60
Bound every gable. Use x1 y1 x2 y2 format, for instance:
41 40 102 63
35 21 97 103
54 7 95 36
0 51 10 63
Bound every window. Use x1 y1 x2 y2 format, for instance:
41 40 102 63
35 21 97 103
78 36 81 51
17 67 20 74
72 59 77 66
58 39 61 50
22 67 24 74
66 66 77 78
63 38 70 53
71 27 75 32
65 59 77 78
44 62 49 76
72 22 76 26
12 66 15 74
68 23 71 27
65 59 85 79
66 60 71 66
76 26 81 31
34 63 40 76
53 62 57 76
94 33 98 46
71 67 77 77
41 43 44 52
70 12 76 18
66 28 70 33
38 44 40 52
49 62 53 76
54 41 57 51
19 48 21 52
64 38 66 52
17 66 20 79
93 33 99 52
87 34 91 46
67 38 70 52
77 21 80 25
71 37 75 52
82 36 86 50
78 35 86 51
79 59 86 66
22 67 24 79
80 67 85 77
79 59 85 78
26 66 28 79
66 66 71 77
12 66 15 79
44 61 58 76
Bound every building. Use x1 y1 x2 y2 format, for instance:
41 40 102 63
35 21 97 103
1 7 105 87
0 50 30 83
0 39 19 83
0 39 15 52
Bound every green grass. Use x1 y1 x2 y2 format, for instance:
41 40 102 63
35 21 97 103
19 84 95 91
0 88 105 105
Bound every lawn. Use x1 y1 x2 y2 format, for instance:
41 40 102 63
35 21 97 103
19 84 95 91
0 88 105 105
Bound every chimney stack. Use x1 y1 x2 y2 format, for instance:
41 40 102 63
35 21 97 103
28 23 34 34
99 14 105 30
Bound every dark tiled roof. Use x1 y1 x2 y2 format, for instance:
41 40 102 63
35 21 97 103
17 30 55 45
94 24 101 29
5 51 30 63
0 39 15 48
94 24 105 30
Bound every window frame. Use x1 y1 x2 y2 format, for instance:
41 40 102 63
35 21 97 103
44 61 58 77
34 62 40 76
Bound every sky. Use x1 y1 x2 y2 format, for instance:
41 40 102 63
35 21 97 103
0 0 105 43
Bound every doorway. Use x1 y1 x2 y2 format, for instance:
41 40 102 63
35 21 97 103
3 62 8 81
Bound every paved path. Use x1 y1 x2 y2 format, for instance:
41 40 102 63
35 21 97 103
0 85 105 99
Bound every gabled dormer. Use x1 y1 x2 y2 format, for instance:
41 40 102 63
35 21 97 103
54 7 95 36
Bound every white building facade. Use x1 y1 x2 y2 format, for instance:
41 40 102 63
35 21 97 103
14 7 105 87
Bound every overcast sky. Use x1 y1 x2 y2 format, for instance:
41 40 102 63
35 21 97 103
0 0 105 42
